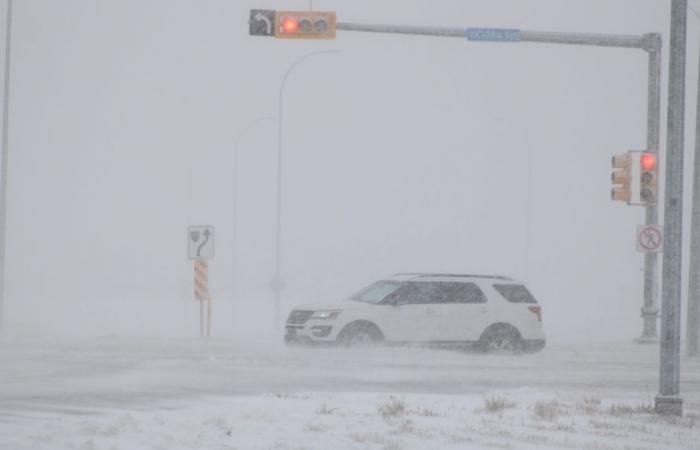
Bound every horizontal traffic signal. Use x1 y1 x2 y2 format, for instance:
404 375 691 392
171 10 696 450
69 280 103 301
275 11 336 39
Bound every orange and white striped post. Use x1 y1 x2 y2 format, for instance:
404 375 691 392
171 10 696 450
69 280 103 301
194 260 211 337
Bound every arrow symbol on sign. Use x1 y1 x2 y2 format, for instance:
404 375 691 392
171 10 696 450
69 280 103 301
197 228 210 258
254 13 272 34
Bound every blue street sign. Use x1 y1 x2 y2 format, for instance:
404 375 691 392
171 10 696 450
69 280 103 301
466 28 522 42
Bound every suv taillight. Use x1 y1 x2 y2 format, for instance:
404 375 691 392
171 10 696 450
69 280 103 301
528 306 541 322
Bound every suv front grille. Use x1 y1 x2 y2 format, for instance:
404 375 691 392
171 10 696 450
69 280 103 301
287 310 313 325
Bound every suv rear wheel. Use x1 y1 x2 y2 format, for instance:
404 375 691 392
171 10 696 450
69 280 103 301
478 324 523 354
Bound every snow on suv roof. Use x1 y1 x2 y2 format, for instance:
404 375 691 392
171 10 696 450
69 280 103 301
389 273 515 282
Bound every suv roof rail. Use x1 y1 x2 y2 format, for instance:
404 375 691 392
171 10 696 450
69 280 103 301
393 273 514 281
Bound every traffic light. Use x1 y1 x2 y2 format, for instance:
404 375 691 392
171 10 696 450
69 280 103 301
611 153 631 203
639 152 658 205
275 11 336 39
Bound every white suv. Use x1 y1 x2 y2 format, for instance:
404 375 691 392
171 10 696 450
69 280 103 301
285 273 545 353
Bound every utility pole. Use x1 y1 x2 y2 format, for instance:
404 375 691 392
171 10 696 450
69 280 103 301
685 28 700 358
0 0 13 336
656 0 687 417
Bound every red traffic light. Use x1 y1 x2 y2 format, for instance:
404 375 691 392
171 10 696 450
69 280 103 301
281 17 299 33
641 152 657 171
639 151 658 205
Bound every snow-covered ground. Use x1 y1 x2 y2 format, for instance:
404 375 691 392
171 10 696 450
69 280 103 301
1 338 699 449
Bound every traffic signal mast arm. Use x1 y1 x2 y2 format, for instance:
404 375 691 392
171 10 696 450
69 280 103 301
334 22 655 50
250 10 659 52
248 7 664 346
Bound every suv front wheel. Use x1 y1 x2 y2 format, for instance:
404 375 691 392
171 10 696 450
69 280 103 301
337 322 384 348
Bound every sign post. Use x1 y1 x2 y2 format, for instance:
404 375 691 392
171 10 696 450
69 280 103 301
189 226 214 338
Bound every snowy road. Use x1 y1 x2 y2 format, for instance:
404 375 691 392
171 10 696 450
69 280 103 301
1 338 700 449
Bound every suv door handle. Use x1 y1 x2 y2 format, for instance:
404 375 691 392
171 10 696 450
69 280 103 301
424 308 436 314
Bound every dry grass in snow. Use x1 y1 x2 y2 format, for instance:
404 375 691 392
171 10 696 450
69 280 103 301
3 390 700 450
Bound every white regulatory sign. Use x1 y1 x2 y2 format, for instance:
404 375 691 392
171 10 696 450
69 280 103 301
636 225 662 253
188 225 215 260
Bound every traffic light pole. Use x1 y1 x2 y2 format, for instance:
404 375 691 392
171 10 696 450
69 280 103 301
336 22 663 342
641 37 662 343
687 36 700 358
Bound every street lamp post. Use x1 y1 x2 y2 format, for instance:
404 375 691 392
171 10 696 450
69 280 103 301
273 49 340 328
0 0 14 336
232 116 277 322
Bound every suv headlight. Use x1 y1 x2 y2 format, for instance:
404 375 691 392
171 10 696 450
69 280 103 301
310 310 341 320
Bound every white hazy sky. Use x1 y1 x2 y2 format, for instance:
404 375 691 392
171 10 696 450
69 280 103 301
2 0 699 342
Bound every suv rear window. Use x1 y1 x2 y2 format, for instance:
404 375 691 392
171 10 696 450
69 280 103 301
402 282 487 304
493 284 537 304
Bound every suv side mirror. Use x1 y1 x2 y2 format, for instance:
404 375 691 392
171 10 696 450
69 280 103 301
382 284 409 306
383 292 403 306
393 297 410 307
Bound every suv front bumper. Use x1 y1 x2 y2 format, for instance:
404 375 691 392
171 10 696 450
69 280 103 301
285 323 336 345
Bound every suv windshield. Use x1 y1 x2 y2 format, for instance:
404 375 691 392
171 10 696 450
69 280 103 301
347 280 402 304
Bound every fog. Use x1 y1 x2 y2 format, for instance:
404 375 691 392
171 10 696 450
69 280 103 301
1 0 697 343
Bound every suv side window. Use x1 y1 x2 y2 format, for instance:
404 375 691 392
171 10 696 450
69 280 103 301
400 281 487 304
493 284 538 304
441 282 487 304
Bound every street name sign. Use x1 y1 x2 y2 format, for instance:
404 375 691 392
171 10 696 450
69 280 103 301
466 28 522 42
